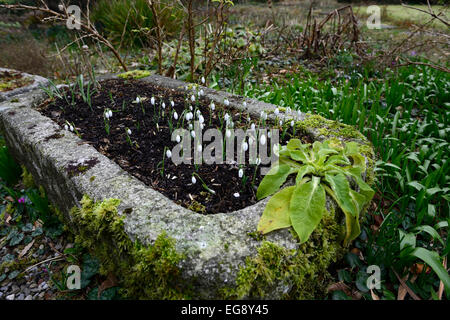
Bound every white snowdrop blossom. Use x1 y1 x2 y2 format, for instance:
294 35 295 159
64 124 68 131
242 142 249 152
243 101 247 108
176 135 181 143
170 100 175 107
191 131 196 138
226 129 232 138
197 144 202 152
58 4 64 11
199 115 205 124
274 108 279 116
268 131 272 138
291 120 295 127
224 98 230 106
256 157 261 166
191 176 197 184
260 134 267 146
188 123 193 130
191 95 196 102
201 76 205 84
238 168 244 178
166 150 172 159
173 112 179 120
135 97 141 104
250 123 256 130
162 102 166 109
210 103 215 111
69 125 74 132
82 45 89 50
286 107 291 114
279 120 283 126
199 89 204 96
127 129 132 135
233 192 240 198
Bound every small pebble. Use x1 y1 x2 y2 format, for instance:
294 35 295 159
6 293 15 300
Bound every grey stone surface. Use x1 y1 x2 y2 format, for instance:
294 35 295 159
0 71 373 299
0 68 50 104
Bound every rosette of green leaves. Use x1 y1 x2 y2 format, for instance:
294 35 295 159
256 139 374 245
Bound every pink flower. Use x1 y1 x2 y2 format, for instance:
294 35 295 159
18 197 25 204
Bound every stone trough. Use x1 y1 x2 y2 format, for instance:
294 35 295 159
0 69 375 299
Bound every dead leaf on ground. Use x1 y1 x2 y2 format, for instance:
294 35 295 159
98 273 119 298
19 239 35 259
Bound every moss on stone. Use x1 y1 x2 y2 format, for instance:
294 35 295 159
21 166 35 189
69 195 189 299
223 210 345 299
117 70 151 80
296 114 365 140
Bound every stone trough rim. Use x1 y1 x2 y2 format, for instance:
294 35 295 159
0 70 374 299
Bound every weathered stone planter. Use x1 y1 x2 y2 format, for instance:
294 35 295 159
0 69 375 299
0 68 49 103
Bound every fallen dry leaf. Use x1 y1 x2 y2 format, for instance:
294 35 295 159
19 239 35 259
98 273 119 298
370 289 380 300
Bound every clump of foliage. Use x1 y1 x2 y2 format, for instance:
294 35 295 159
257 139 374 246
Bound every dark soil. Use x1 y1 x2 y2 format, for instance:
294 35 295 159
38 78 309 214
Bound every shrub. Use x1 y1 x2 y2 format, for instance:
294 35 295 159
91 0 184 47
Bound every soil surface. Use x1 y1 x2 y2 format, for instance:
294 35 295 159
39 79 309 214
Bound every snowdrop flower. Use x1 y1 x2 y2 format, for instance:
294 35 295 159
256 157 261 166
260 134 267 145
224 113 230 122
291 120 295 127
189 105 193 111
196 110 201 116
176 135 181 143
279 120 283 126
201 76 205 84
69 125 74 132
250 123 256 130
199 115 205 124
242 142 249 152
166 150 172 159
191 131 196 138
200 124 205 130
58 4 64 11
108 110 113 118
224 98 230 106
260 111 267 120
188 123 193 130
185 112 192 121
197 144 203 152
82 45 89 50
286 107 291 114
243 101 247 108
191 95 196 102
199 89 204 96
135 97 141 104
127 128 132 135
268 131 272 138
173 112 178 120
274 108 280 116
162 102 166 109
226 129 232 138
238 168 244 178
151 97 155 105
64 124 68 131
210 103 215 111
191 176 197 184
170 100 175 107
233 192 240 198
297 110 302 117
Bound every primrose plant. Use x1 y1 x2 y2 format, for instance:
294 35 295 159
256 139 374 246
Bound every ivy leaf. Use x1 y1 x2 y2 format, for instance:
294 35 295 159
256 163 294 200
289 176 326 244
257 186 294 234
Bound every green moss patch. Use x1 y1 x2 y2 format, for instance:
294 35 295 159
224 211 345 299
117 70 151 80
69 195 189 299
